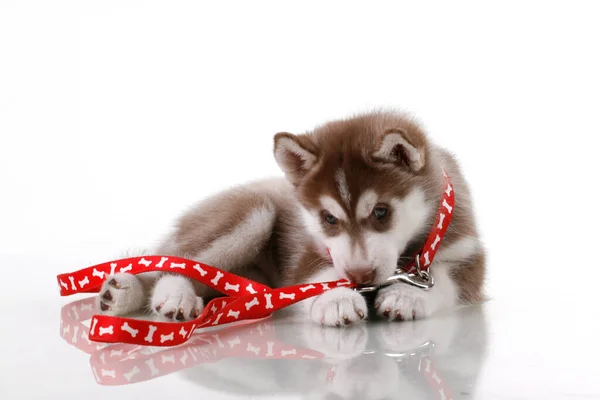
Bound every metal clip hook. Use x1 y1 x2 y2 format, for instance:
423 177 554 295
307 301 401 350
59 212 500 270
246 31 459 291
353 255 435 294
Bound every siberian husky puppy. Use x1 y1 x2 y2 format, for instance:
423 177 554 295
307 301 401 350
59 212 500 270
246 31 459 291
97 110 485 327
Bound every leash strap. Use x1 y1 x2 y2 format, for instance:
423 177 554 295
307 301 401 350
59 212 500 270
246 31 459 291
403 169 455 275
57 255 356 346
56 169 453 347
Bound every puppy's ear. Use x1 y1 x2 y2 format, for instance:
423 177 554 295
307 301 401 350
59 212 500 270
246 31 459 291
372 128 426 172
274 132 318 185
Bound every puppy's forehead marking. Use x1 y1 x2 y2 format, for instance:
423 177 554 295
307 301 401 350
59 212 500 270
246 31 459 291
320 196 348 221
356 190 378 219
334 169 351 208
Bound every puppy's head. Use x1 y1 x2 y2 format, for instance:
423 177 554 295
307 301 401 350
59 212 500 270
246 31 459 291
274 111 441 285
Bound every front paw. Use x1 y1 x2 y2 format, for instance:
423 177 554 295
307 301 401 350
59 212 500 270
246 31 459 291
150 275 204 321
97 273 146 316
375 284 431 321
310 288 367 327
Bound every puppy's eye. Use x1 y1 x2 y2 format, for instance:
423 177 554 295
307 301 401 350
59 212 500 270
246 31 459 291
373 206 388 220
322 211 338 225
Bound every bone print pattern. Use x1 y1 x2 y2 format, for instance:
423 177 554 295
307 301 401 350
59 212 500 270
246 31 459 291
62 300 451 395
55 171 455 348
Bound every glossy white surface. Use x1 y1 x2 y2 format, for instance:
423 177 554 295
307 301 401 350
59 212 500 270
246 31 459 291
2 269 598 399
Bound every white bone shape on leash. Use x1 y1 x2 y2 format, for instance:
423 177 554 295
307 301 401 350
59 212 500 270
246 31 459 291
423 252 431 266
279 292 295 300
192 264 208 276
145 325 157 343
109 263 118 275
120 263 133 273
247 343 260 355
81 303 93 312
180 352 189 365
225 282 240 292
228 337 241 348
90 319 98 336
227 309 240 319
110 349 123 357
98 325 114 336
266 341 275 357
445 184 453 196
281 349 297 356
71 325 79 344
211 313 223 325
121 322 139 338
431 235 441 250
145 359 160 376
124 366 140 382
321 283 330 290
442 199 453 214
162 355 175 364
246 283 257 294
170 262 186 269
78 276 90 288
160 332 174 343
69 276 76 290
299 284 316 293
59 280 68 290
179 327 187 338
70 305 79 320
156 257 169 268
245 297 259 311
92 268 105 279
138 257 152 267
432 372 442 385
212 334 224 348
211 271 224 286
101 369 116 378
437 213 446 229
264 293 273 309
439 388 447 400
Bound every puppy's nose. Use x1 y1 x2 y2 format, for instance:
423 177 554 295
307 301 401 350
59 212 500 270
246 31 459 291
346 268 374 285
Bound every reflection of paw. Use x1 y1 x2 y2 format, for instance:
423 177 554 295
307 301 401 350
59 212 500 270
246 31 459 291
150 275 204 321
97 273 146 316
375 284 432 321
304 323 368 360
310 288 367 327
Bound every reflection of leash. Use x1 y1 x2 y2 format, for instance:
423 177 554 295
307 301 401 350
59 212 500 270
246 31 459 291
60 297 324 386
61 297 453 398
55 170 454 348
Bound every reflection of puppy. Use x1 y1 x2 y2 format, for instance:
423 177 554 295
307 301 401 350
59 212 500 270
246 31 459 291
179 305 488 399
96 110 486 328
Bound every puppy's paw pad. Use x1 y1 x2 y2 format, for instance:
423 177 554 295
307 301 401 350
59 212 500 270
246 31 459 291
375 284 431 321
151 275 204 321
97 273 145 315
310 288 367 327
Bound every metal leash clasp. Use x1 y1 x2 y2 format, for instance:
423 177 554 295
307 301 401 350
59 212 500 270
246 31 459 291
354 254 435 294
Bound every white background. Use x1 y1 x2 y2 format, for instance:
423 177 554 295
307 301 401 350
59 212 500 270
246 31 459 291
1 1 600 399
3 1 599 300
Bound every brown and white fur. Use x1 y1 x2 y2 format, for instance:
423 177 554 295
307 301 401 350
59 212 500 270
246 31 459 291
97 110 485 327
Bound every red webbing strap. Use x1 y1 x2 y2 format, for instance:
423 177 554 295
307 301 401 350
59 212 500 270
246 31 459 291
59 297 324 386
57 255 356 346
403 169 455 274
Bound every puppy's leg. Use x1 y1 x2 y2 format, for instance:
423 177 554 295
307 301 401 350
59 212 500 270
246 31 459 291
149 187 277 321
97 273 163 316
375 237 485 321
293 266 368 327
97 249 160 316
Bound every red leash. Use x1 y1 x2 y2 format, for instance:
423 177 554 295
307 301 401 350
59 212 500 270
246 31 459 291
56 169 454 347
